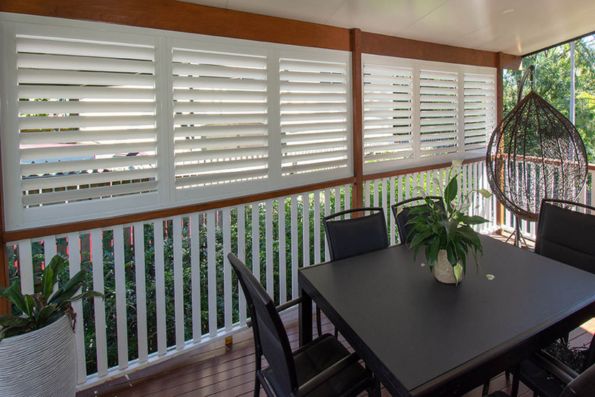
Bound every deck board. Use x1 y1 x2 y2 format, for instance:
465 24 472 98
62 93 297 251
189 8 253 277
83 233 592 397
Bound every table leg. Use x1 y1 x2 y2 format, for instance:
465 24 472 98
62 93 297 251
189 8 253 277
299 288 312 346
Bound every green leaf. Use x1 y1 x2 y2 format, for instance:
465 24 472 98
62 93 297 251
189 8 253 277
453 263 464 283
41 255 68 299
0 282 28 314
49 269 86 305
427 237 441 264
409 230 434 249
37 305 58 325
460 215 489 225
69 290 104 303
443 175 458 204
477 188 493 198
22 295 35 317
0 315 31 328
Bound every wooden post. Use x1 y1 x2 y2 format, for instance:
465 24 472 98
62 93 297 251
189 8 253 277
351 28 364 210
0 141 9 315
495 63 505 229
493 52 523 229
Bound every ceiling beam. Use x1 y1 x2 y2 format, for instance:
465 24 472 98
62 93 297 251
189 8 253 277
0 0 522 68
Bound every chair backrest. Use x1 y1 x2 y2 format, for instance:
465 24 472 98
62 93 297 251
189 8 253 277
391 196 443 244
323 208 388 261
227 253 298 395
535 199 595 274
560 363 595 397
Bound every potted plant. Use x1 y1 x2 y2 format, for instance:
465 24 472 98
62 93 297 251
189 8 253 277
0 255 102 397
407 160 492 284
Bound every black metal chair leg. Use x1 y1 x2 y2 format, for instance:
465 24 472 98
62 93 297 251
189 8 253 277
367 378 381 397
253 373 261 397
505 370 511 384
482 380 490 395
316 306 322 336
511 368 520 397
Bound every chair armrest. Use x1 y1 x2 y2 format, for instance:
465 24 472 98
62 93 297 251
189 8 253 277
534 350 579 385
276 297 304 313
297 353 360 396
247 297 305 327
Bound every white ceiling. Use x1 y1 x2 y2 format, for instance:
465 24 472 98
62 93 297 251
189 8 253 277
182 0 595 55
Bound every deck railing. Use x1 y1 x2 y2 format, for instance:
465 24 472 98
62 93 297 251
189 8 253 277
501 164 595 239
3 157 593 390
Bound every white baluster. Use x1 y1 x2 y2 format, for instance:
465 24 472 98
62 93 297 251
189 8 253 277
113 226 129 367
153 221 167 355
133 222 149 359
90 229 108 375
172 217 185 349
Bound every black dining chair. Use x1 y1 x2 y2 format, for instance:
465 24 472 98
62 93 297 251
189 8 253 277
507 199 595 397
391 196 444 244
324 207 389 261
534 199 595 274
489 362 595 397
319 208 389 336
227 253 381 397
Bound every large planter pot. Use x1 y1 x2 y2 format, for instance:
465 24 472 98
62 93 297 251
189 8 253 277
0 315 76 397
432 250 463 285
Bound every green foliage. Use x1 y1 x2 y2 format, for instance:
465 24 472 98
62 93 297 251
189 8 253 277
407 163 491 280
0 255 102 340
504 36 595 160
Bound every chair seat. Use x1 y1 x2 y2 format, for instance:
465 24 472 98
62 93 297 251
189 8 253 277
518 357 566 397
263 334 371 397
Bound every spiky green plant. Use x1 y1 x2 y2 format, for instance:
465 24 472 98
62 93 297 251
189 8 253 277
0 255 102 340
407 161 492 282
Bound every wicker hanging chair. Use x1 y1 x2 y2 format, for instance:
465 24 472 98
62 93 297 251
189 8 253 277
486 66 588 233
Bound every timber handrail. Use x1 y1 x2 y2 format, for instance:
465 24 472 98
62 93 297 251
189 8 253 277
5 156 592 242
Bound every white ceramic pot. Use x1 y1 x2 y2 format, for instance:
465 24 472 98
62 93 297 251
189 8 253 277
0 315 76 397
432 250 463 284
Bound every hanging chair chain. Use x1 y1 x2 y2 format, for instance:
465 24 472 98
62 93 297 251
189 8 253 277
517 64 536 104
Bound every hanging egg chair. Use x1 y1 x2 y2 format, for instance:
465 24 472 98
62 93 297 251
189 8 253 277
486 65 588 241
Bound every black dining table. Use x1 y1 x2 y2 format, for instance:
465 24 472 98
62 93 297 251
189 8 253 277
298 235 595 397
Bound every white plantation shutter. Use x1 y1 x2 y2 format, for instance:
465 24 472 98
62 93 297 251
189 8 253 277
464 72 496 151
2 15 353 229
279 58 349 176
419 69 459 157
363 63 413 168
172 48 268 189
16 35 158 207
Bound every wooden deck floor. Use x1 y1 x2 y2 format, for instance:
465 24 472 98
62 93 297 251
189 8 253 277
81 233 594 397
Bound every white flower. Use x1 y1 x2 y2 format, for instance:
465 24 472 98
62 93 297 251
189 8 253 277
451 159 463 168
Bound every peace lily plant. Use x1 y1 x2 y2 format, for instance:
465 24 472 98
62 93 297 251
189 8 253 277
407 160 492 284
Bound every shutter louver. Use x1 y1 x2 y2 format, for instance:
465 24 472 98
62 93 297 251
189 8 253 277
172 48 268 189
419 69 458 157
363 64 413 167
17 35 158 207
280 58 349 176
464 73 496 151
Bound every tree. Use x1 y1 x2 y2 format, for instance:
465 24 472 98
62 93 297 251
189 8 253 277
503 35 595 161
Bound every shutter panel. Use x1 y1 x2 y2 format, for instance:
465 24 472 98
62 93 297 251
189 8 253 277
464 72 496 151
419 69 458 157
172 48 268 189
17 35 158 207
363 64 413 167
280 58 349 176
